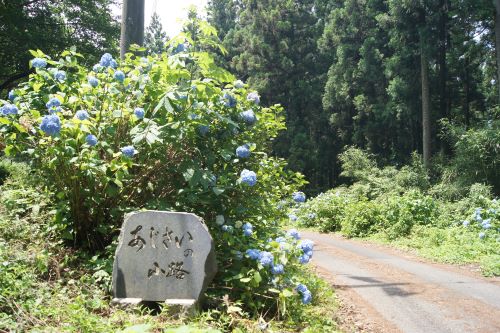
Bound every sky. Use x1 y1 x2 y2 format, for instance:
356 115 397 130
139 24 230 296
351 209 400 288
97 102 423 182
114 0 208 38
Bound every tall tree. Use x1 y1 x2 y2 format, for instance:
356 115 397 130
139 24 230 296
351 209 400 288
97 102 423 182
144 12 168 55
0 0 119 94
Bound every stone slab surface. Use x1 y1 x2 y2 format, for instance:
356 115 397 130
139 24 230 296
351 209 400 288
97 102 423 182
112 211 217 302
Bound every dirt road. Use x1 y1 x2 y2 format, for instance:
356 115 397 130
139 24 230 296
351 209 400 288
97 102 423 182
302 231 500 333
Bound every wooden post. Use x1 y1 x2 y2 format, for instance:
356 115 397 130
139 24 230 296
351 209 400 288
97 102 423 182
120 0 145 59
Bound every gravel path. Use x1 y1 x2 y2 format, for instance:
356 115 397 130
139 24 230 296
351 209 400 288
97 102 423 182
302 231 500 333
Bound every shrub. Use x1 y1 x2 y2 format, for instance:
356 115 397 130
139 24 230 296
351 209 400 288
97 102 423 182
0 19 314 313
441 119 500 194
340 198 382 237
377 190 438 239
297 188 350 232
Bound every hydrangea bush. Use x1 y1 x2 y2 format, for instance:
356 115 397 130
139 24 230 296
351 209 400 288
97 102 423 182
0 22 315 313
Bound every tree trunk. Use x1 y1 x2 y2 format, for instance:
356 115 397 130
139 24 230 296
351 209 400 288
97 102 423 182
495 0 500 101
120 0 145 59
421 38 431 168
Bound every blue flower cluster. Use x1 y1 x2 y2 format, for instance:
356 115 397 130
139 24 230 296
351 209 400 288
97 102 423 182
240 110 257 125
222 225 234 233
234 80 244 89
236 144 251 158
198 125 209 136
466 207 498 239
296 284 312 304
121 145 136 157
88 76 99 87
0 103 18 116
75 110 89 121
173 43 187 54
287 229 301 240
246 249 261 260
46 97 61 113
8 90 16 101
247 92 260 105
222 92 237 108
32 58 47 69
240 169 257 186
258 251 274 267
114 70 125 82
243 222 253 236
40 114 61 136
298 239 314 264
86 134 98 146
288 214 298 222
292 191 306 203
54 70 66 82
99 53 117 68
134 107 145 119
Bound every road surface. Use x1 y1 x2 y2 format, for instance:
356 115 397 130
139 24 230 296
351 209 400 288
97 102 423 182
302 231 500 333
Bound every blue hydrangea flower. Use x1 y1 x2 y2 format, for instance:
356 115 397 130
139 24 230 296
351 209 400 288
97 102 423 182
54 70 66 82
234 80 244 89
479 232 486 239
99 53 114 67
222 225 233 233
110 59 118 69
8 90 16 101
246 249 261 260
46 97 61 110
308 213 317 219
299 254 311 264
258 251 274 267
92 64 102 72
1 103 18 115
271 264 284 275
114 70 125 82
222 92 237 108
292 192 306 203
40 114 61 136
134 107 145 119
299 239 314 253
482 221 491 229
240 110 257 125
462 220 470 227
198 125 209 136
296 284 308 294
75 110 89 121
301 290 312 304
247 92 260 105
86 134 98 146
288 214 298 222
189 113 200 120
174 43 187 54
88 76 99 87
240 169 257 186
32 57 47 69
243 228 253 236
287 229 300 240
121 145 136 157
236 144 251 158
275 237 287 243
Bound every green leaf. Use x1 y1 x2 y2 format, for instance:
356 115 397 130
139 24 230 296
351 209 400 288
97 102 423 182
252 271 262 284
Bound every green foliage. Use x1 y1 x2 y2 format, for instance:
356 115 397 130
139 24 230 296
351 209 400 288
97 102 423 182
441 119 500 194
0 159 339 332
0 18 338 322
340 198 382 238
144 12 169 55
297 146 499 275
378 190 438 239
0 0 119 93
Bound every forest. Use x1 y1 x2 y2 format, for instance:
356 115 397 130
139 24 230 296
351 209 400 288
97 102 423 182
0 0 499 332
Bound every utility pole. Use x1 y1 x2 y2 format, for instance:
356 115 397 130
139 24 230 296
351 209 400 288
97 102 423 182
120 0 145 59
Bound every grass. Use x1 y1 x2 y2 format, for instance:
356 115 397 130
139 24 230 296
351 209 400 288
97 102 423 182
0 160 341 332
366 226 500 277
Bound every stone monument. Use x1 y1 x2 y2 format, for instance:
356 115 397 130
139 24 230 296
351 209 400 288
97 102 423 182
112 211 217 305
